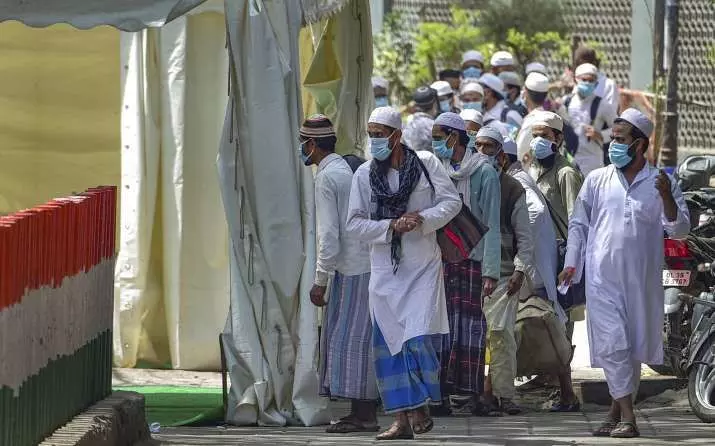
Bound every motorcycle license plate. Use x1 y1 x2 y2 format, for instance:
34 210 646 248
662 270 691 286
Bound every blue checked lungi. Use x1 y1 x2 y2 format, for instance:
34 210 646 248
372 323 442 413
319 272 377 400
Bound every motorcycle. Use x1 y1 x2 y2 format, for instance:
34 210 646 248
686 264 715 423
655 190 715 377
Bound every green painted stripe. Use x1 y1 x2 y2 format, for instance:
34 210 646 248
0 330 112 446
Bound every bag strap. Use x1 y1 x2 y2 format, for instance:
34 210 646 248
501 107 509 122
415 154 435 192
589 96 601 125
564 94 573 109
543 195 568 240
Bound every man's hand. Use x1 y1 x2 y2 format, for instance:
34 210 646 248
584 125 603 144
656 169 673 199
558 267 576 286
506 271 525 296
391 212 423 234
310 284 327 307
482 277 497 298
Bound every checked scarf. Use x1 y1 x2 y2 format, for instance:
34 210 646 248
369 146 424 273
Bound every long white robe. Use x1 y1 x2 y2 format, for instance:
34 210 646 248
564 165 690 369
346 151 462 355
509 165 563 323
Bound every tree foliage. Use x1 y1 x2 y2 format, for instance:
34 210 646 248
373 1 576 104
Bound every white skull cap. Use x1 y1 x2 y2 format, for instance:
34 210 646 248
575 63 598 77
369 106 402 130
478 73 505 95
430 80 453 97
503 137 518 155
372 76 389 90
524 72 550 93
435 112 466 131
460 81 484 96
498 71 522 87
617 108 654 137
532 111 564 132
526 62 547 75
476 126 504 145
460 109 483 126
462 50 485 65
490 50 515 67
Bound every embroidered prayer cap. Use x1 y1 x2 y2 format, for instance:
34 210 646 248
369 106 402 130
476 126 504 145
460 109 483 126
300 114 336 139
413 85 437 106
575 63 598 78
435 112 466 132
478 73 504 95
372 76 389 90
490 50 515 67
503 137 518 156
525 72 550 93
462 50 485 65
616 108 654 137
526 62 547 75
430 80 453 97
532 111 564 132
499 71 522 87
460 81 484 96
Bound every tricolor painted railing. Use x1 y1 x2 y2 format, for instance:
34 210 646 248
0 187 117 446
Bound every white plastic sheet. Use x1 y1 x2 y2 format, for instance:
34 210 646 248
114 1 231 370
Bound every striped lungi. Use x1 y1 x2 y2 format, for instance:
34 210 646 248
440 259 487 395
319 271 377 400
373 323 442 414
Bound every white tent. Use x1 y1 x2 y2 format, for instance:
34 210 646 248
0 0 373 428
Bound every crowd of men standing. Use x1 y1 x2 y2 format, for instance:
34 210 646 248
298 47 691 441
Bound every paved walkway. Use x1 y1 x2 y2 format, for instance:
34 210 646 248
149 407 714 445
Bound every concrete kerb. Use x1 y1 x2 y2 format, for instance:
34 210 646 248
40 391 150 446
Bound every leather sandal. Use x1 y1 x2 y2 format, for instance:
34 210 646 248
610 421 640 438
592 419 619 437
375 422 414 441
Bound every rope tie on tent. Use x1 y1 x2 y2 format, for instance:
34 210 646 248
259 280 267 330
275 325 284 375
239 188 245 240
247 234 255 286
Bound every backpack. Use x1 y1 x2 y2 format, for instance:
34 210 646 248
563 94 610 165
342 154 366 173
515 295 573 377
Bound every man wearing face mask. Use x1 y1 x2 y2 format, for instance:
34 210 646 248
516 72 551 167
479 73 524 136
347 107 461 440
430 113 501 416
462 50 485 80
490 51 516 75
559 109 689 438
460 81 484 112
498 71 528 118
403 86 438 152
431 80 460 115
298 115 379 433
563 63 617 176
473 127 533 416
372 76 390 109
572 46 620 116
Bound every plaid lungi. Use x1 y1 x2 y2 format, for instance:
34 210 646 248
319 271 377 400
373 323 442 414
440 259 487 395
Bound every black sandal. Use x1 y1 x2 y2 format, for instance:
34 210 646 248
375 422 414 441
592 419 619 437
412 416 434 435
610 421 640 438
326 417 380 433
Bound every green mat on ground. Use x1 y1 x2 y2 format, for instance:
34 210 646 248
114 386 223 427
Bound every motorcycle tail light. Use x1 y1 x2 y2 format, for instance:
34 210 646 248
664 238 690 258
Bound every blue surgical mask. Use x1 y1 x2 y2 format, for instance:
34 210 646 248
467 131 477 149
531 136 555 160
463 67 482 79
462 101 482 112
608 141 635 168
439 99 451 113
577 81 597 98
369 133 394 161
298 141 313 166
432 138 453 159
375 96 389 108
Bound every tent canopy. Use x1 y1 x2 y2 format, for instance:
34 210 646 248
0 0 207 30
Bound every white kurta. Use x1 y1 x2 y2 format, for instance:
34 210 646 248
565 165 690 367
509 166 563 323
346 151 462 355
